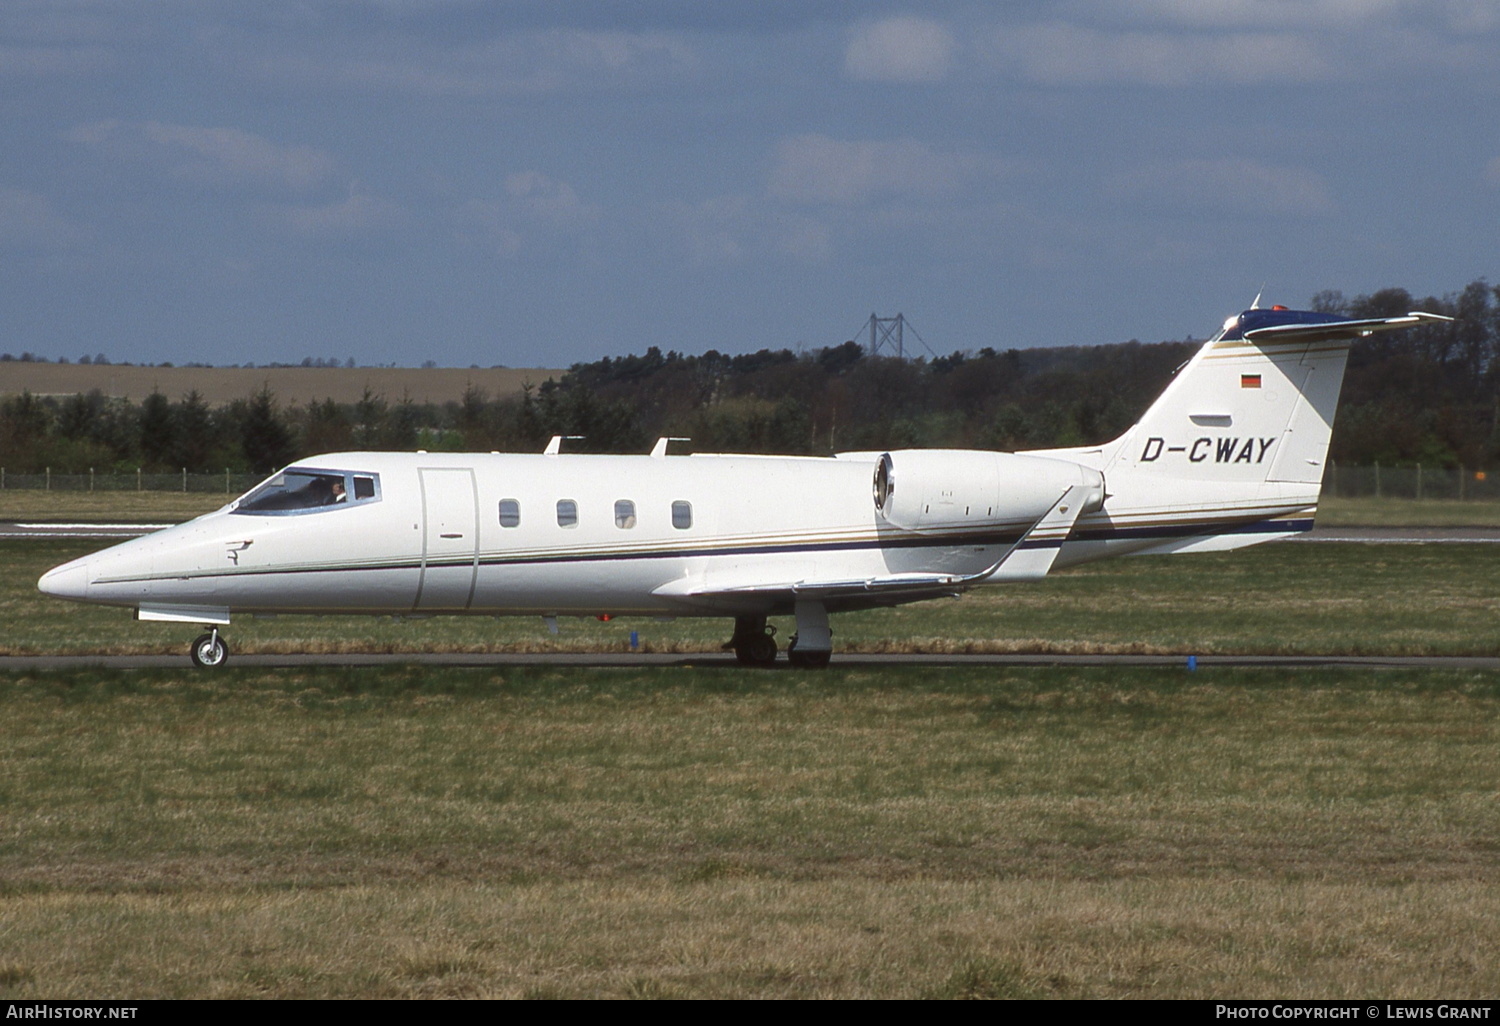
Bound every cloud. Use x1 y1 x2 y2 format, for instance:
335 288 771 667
980 5 1497 86
246 29 697 97
982 21 1338 85
844 16 955 82
665 195 750 265
1118 0 1413 28
655 194 833 266
1109 158 1335 216
458 171 597 257
0 43 113 76
769 134 1002 206
279 185 406 237
0 185 85 249
1118 0 1499 32
778 219 833 263
1442 0 1500 32
503 171 596 228
68 120 336 193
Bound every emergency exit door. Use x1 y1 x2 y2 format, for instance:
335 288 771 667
416 467 478 610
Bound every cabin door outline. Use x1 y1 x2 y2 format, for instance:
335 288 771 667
415 467 479 610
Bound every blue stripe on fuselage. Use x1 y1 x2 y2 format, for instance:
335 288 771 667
147 515 1315 581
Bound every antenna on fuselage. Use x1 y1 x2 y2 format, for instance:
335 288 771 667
543 435 584 455
1250 285 1265 310
650 437 691 458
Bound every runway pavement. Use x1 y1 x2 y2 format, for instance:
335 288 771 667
0 521 173 539
3 651 1498 671
1286 526 1500 543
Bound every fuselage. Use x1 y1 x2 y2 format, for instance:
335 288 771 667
37 447 1314 622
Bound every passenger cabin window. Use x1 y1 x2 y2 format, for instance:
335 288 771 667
556 499 578 528
499 499 520 528
671 500 692 530
614 500 637 529
234 469 380 515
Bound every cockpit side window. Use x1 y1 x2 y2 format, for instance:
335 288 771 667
233 469 381 515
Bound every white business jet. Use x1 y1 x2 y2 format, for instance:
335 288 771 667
39 304 1449 668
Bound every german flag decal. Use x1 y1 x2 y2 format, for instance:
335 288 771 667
1241 373 1262 389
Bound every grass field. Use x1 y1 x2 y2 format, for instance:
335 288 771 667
6 538 1499 657
0 491 228 522
0 664 1496 999
1316 496 1500 528
3 495 1497 998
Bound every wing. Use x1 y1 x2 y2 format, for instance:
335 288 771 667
653 484 1093 608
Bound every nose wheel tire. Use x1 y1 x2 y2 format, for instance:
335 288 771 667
190 631 229 669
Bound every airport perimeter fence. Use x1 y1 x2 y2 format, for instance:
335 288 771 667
0 469 264 494
0 463 1497 502
1323 462 1500 501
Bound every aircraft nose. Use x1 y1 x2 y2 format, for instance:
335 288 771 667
38 561 90 601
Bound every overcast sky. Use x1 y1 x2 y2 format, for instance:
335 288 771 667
3 1 1498 368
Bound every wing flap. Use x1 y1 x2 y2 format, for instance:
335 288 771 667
654 571 965 601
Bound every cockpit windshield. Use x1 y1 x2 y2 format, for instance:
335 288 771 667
233 468 380 515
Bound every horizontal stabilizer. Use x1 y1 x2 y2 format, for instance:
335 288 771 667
1242 312 1452 344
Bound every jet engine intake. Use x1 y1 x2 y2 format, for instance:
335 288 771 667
873 449 1104 531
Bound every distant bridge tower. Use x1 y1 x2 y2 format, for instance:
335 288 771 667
865 313 905 358
858 313 933 359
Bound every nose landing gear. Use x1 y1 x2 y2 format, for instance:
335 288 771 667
190 628 229 668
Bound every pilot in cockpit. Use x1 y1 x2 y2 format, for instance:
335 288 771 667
305 476 345 507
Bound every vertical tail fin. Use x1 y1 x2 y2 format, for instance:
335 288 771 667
1107 308 1450 487
1044 306 1455 554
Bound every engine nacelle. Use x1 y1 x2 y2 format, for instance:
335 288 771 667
872 449 1105 531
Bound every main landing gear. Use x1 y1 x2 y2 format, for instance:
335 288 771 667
787 599 832 669
726 616 778 667
190 628 229 668
725 602 834 669
786 637 831 669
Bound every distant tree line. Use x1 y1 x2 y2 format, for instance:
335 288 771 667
3 278 1498 474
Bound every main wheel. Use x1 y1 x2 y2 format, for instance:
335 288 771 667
736 631 778 668
190 632 229 669
786 636 830 669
